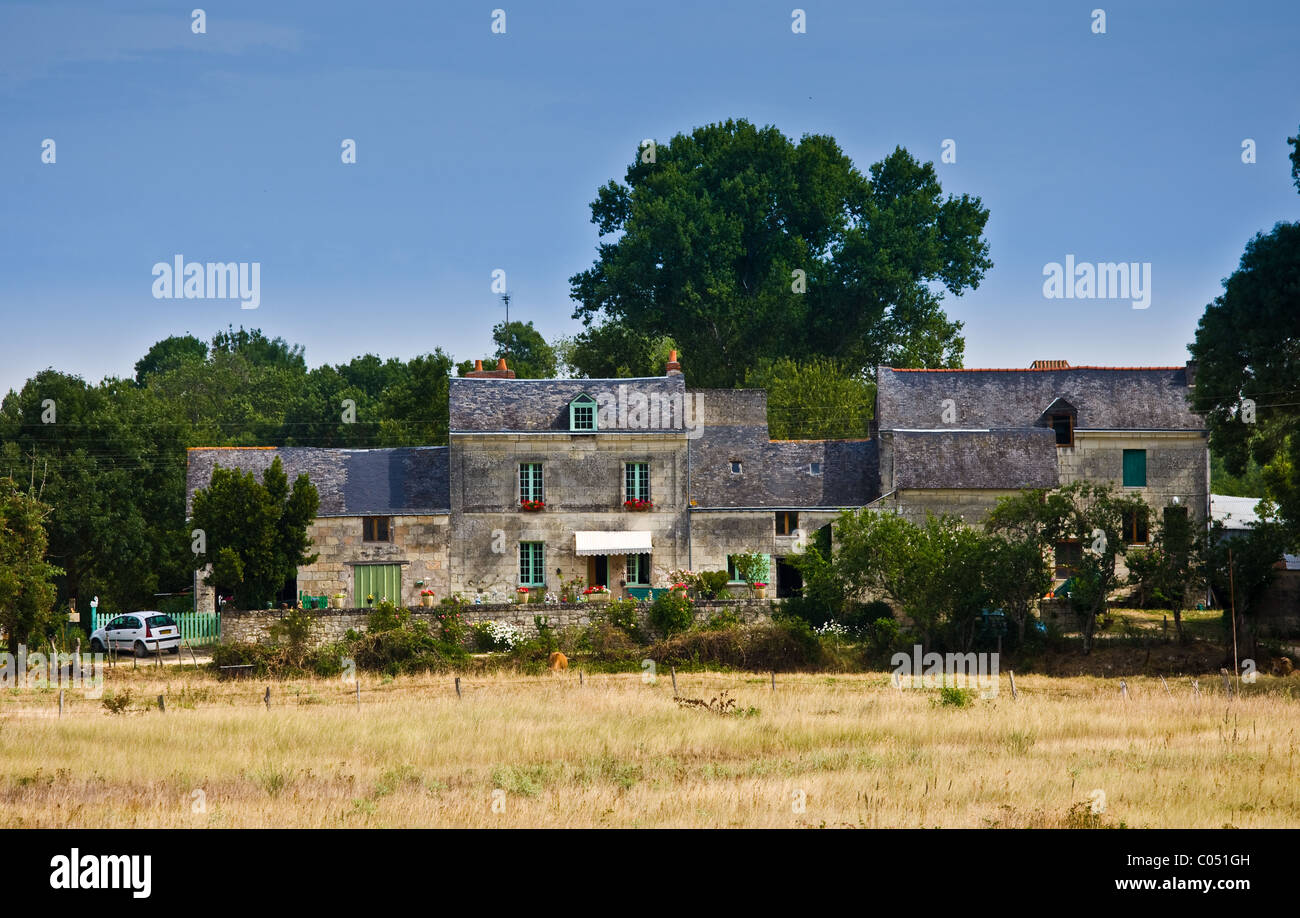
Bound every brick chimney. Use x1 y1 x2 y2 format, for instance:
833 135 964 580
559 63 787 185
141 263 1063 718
464 357 516 379
1184 359 1197 387
665 349 683 377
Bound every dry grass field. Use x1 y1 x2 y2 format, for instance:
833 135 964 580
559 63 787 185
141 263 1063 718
3 665 1298 828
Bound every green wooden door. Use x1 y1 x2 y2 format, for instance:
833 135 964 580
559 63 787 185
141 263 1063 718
354 564 402 606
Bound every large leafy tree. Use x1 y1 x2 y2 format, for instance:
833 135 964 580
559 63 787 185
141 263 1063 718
569 119 992 387
555 325 676 379
133 334 208 385
983 488 1075 642
0 372 191 618
458 321 556 380
744 356 874 440
811 508 989 649
190 456 319 609
1190 128 1300 546
0 477 62 652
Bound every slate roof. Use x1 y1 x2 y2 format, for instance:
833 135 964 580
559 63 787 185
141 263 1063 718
687 390 879 508
450 376 689 432
185 447 449 517
889 429 1059 490
876 366 1203 431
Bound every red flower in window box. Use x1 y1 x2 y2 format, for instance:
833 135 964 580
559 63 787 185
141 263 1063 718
520 499 546 511
623 498 654 511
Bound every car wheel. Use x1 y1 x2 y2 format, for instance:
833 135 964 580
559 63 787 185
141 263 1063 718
173 645 182 655
133 641 149 658
90 638 104 654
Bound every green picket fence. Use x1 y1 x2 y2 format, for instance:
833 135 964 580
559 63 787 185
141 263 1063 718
89 609 222 647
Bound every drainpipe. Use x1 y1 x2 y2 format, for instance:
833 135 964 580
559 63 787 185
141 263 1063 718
686 440 693 570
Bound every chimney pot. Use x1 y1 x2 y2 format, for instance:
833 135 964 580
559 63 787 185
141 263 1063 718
474 359 483 372
497 357 508 371
666 349 683 377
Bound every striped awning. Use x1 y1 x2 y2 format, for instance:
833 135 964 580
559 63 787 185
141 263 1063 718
574 531 653 556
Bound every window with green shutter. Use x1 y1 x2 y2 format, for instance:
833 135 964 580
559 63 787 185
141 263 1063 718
626 553 651 585
519 542 545 586
519 463 543 502
625 462 649 501
354 564 402 606
1122 449 1147 487
727 554 771 584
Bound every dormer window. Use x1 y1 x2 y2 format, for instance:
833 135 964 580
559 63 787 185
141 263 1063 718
1040 397 1077 448
569 394 597 432
1050 413 1074 447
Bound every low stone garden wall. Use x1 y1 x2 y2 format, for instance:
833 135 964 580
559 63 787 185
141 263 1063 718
220 599 778 648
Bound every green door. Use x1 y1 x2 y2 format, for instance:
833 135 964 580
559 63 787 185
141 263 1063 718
354 564 402 606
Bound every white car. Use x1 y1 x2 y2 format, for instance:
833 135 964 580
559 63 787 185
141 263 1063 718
90 612 182 657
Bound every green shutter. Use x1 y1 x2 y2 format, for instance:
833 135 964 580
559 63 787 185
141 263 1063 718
354 564 402 606
519 542 545 586
1122 450 1147 487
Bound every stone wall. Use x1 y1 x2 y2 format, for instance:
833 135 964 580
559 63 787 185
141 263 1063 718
195 514 451 615
220 598 777 648
1058 430 1209 521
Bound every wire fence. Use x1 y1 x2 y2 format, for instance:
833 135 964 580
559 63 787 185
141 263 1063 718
4 661 1268 720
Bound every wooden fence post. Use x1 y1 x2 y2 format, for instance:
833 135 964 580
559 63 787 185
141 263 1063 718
771 671 776 692
58 690 64 717
356 680 360 708
157 694 166 713
1120 680 1128 700
1008 670 1017 700
264 686 271 709
579 670 583 686
455 676 461 699
670 666 677 697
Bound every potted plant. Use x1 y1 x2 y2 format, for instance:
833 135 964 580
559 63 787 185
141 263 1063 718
623 498 654 511
583 584 610 604
420 588 435 608
331 592 345 609
365 593 375 608
520 498 545 512
516 587 530 604
752 581 768 600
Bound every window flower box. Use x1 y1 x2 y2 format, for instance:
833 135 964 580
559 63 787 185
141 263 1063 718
583 586 610 603
516 587 530 604
520 499 545 512
623 498 654 511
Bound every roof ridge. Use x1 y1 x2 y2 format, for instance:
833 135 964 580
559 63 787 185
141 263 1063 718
887 366 1184 373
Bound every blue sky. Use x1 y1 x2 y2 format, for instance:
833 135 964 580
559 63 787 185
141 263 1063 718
2 0 1297 394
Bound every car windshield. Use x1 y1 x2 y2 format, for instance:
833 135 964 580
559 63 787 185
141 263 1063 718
146 614 177 627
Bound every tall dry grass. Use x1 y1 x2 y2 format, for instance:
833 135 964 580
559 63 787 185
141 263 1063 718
2 668 1297 828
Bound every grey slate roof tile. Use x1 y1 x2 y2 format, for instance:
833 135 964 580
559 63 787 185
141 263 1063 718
890 429 1060 490
186 446 449 517
876 366 1203 431
450 376 689 432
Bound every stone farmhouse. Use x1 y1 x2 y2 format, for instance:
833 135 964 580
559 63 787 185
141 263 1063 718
185 356 1207 612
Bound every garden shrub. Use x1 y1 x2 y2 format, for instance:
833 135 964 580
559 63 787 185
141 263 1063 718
649 590 695 637
647 619 825 671
602 599 643 641
471 620 521 652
